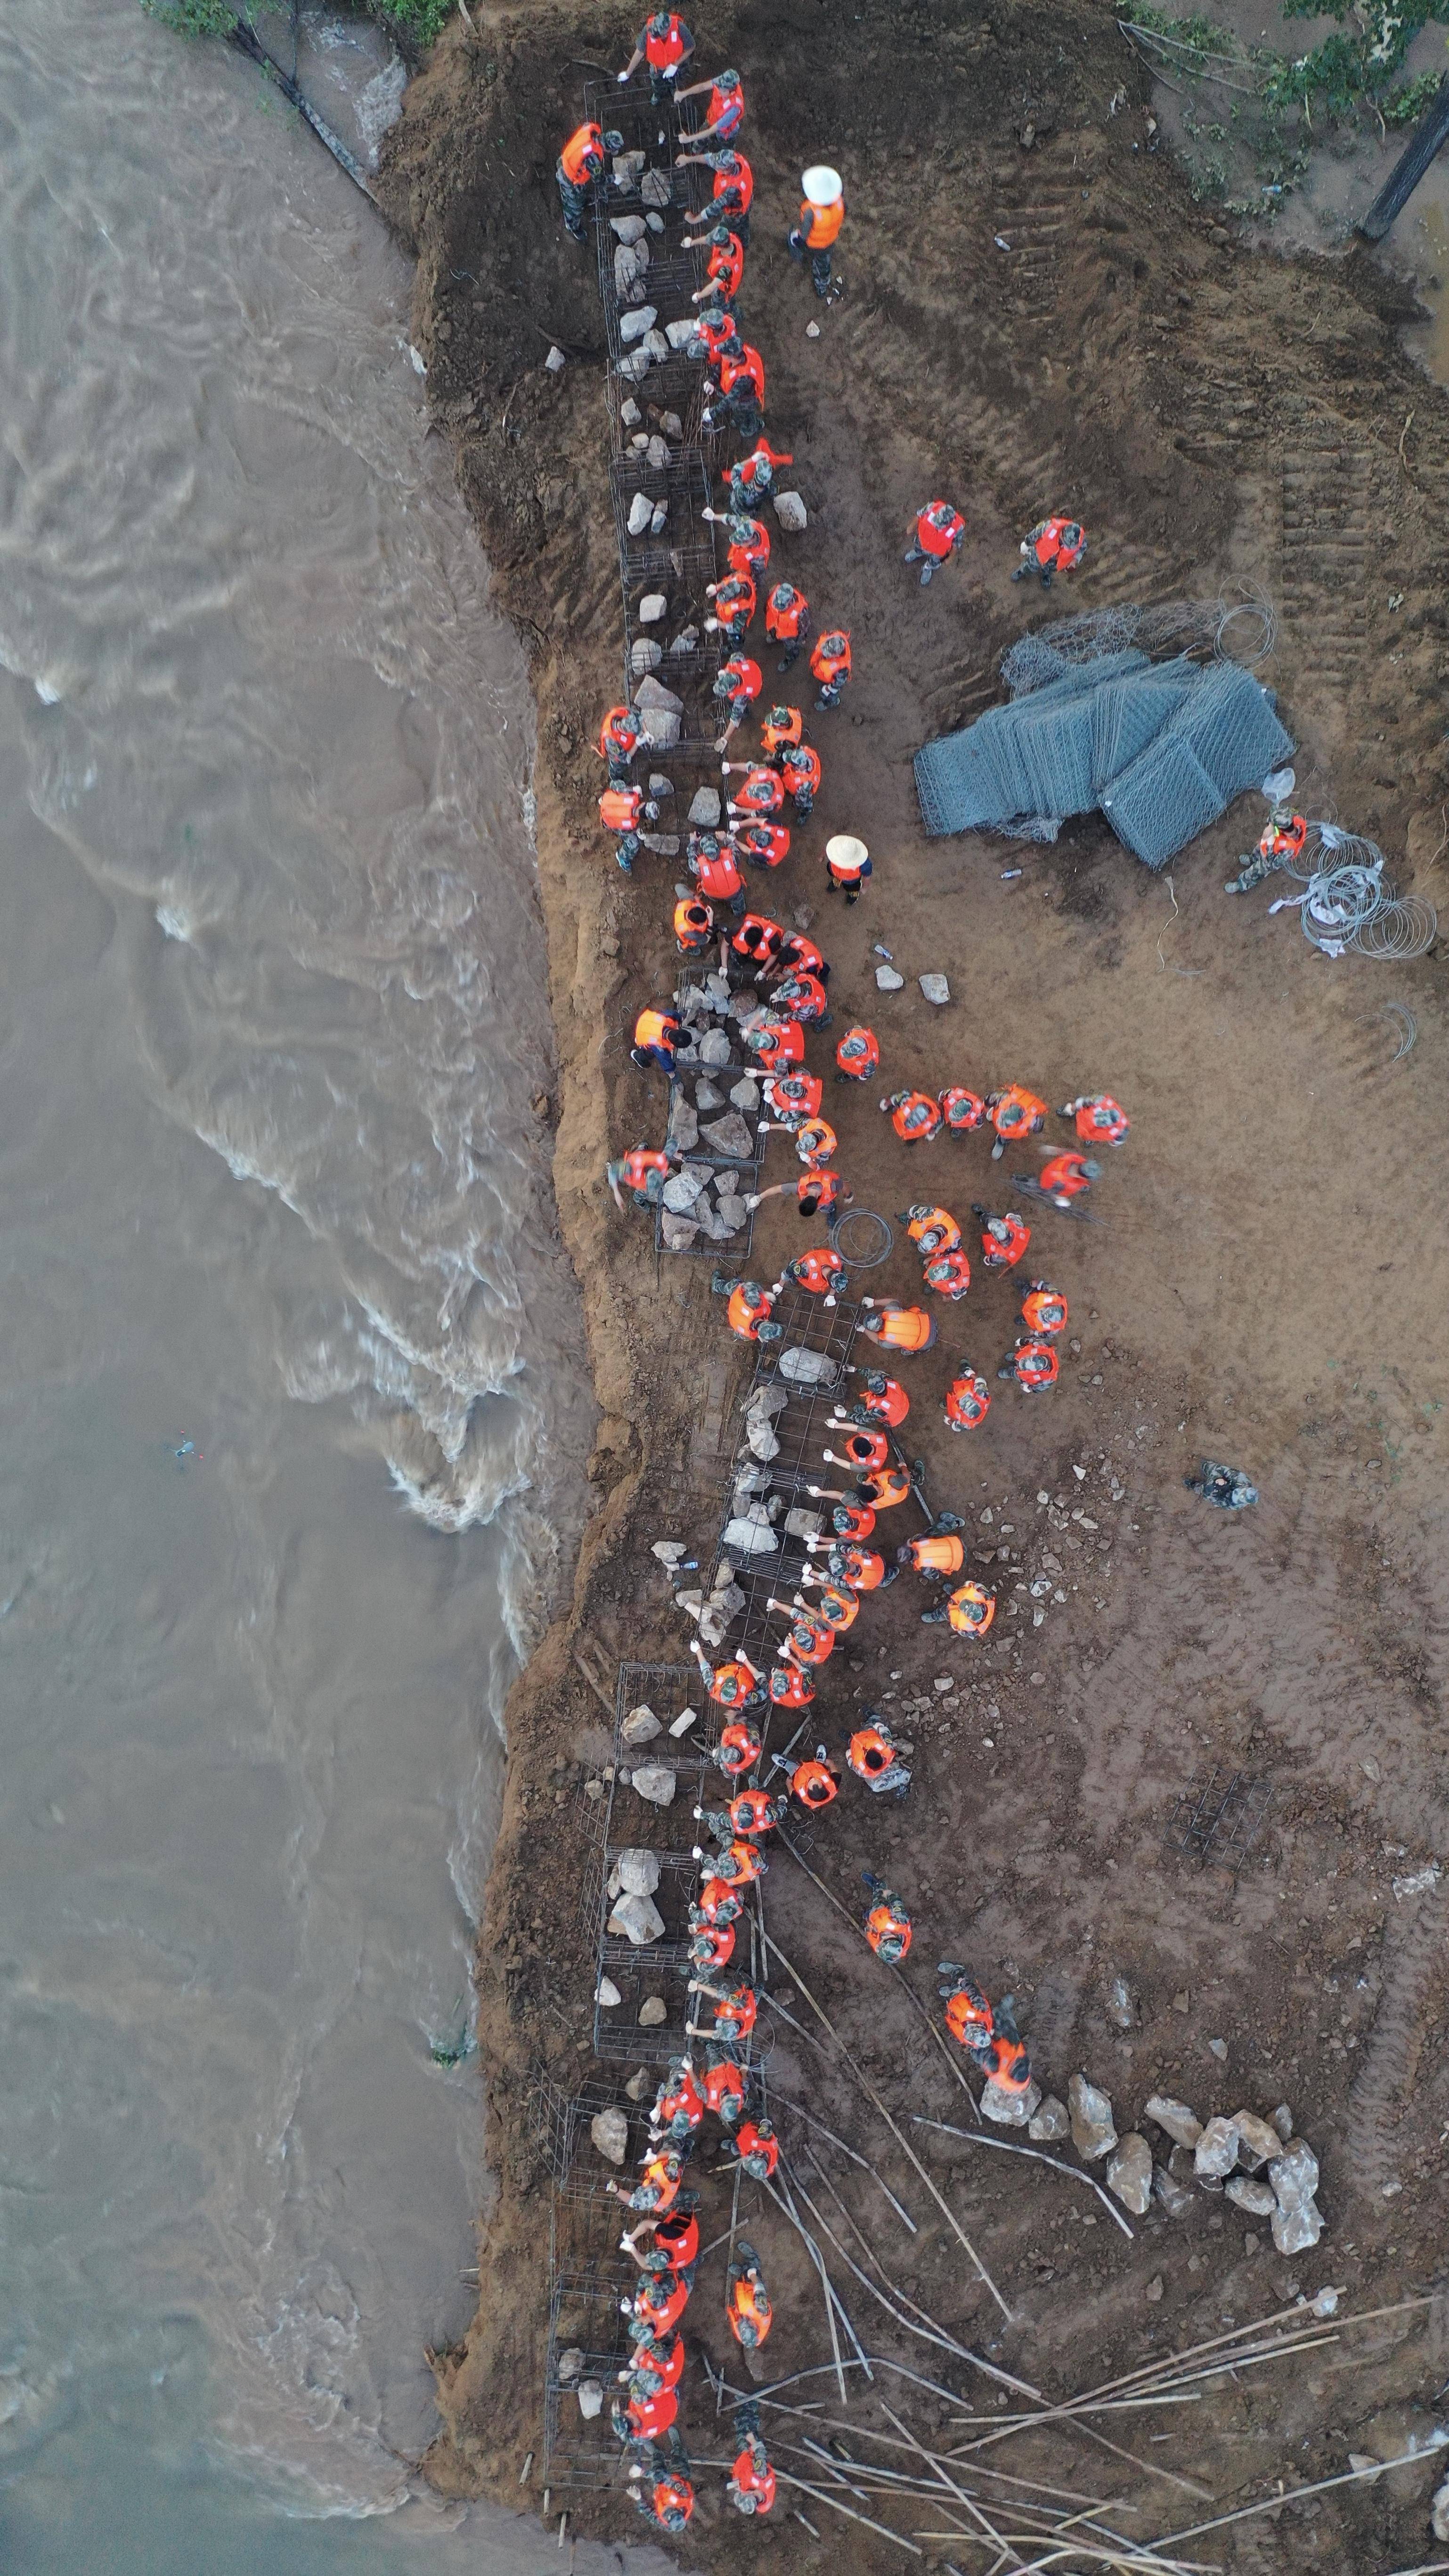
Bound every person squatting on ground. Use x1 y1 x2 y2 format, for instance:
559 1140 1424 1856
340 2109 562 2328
881 1087 942 1144
835 1023 879 1082
904 498 965 585
862 1869 912 1960
833 1364 910 1427
1012 514 1087 588
987 1082 1048 1158
722 436 791 514
597 699 646 779
599 780 659 873
788 165 845 295
1225 801 1308 894
898 1525 966 1583
858 1296 936 1353
714 1274 781 1340
630 1007 679 1073
973 1204 1031 1271
689 1638 766 1708
937 1971 1033 2091
1000 1332 1059 1393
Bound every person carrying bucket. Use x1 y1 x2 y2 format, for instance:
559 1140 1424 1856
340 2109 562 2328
789 166 844 297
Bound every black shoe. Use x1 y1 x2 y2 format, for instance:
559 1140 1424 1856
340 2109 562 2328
921 1608 946 1625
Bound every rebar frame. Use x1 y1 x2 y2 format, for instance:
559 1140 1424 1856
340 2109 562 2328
1165 1765 1273 1868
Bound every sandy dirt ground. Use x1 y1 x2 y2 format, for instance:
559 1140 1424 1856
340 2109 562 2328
377 2 1449 2561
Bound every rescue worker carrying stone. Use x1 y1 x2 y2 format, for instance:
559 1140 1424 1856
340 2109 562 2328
810 626 852 709
597 699 647 780
607 1144 676 1213
764 577 809 670
557 119 621 242
944 1370 991 1431
904 498 966 586
618 8 695 103
1013 514 1088 588
725 2242 773 2349
922 1579 996 1636
612 2378 679 2449
692 1831 767 1891
1059 1092 1131 1147
862 1868 913 1960
600 781 659 874
789 164 845 295
723 438 792 514
689 1908 736 1973
725 2401 777 2515
769 1601 838 1674
801 1532 893 1594
705 570 757 646
848 1716 912 1798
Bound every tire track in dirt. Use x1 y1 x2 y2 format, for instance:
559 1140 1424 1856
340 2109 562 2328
1344 1881 1449 2195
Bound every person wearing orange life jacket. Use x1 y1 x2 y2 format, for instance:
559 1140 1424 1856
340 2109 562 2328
1227 804 1308 894
674 64 744 142
628 2462 695 2534
833 1367 910 1429
619 7 695 100
862 1870 913 1961
937 1966 994 2052
724 1785 785 1837
556 119 617 241
692 1833 766 1890
649 2059 705 2143
830 1498 877 1541
973 1204 1031 1271
764 578 810 671
676 141 754 243
898 1528 966 1583
1013 514 1087 588
607 2147 683 2216
726 2118 779 2182
802 1536 892 1592
614 2381 679 2448
705 342 766 440
904 499 966 586
722 515 770 585
685 223 745 306
731 910 786 969
780 743 822 816
687 1978 758 2044
761 1063 820 1119
712 652 763 750
700 2051 747 2126
836 1024 880 1083
1059 1091 1131 1146
1033 1149 1099 1207
598 700 647 780
689 1639 767 1709
773 1244 847 1301
796 1576 860 1634
695 1874 745 1928
713 1718 763 1778
607 1145 677 1212
725 2402 777 2515
706 571 756 645
848 1720 912 1798
769 1606 836 1671
944 1370 992 1432
722 438 792 516
880 1089 943 1145
758 702 802 759
902 1204 962 1257
1000 1334 1059 1394
630 1007 680 1073
736 816 792 872
778 1746 841 1810
763 1163 845 1225
822 1424 890 1479
673 894 716 958
856 1461 914 1511
687 830 746 916
768 1658 814 1709
617 2313 684 2386
789 165 845 297
726 2241 772 2349
764 928 830 988
824 834 872 900
600 781 660 874
723 761 783 823
689 1911 736 1973
922 1579 996 1636
1021 1279 1067 1335
718 1276 781 1343
940 1976 1032 2092
858 1297 938 1353
987 1083 1048 1158
924 1247 972 1302
811 628 852 710
691 303 738 366
941 1084 988 1134
626 2265 690 2341
773 971 830 1027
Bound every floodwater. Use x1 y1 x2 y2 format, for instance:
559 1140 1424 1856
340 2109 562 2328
0 3 624 2567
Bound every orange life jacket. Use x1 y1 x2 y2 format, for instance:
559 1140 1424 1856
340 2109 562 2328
560 122 604 184
620 1149 670 1192
735 2119 779 2179
867 1304 934 1354
727 2272 772 2348
719 655 762 706
786 1616 835 1669
799 195 845 248
697 1876 744 1924
760 705 802 757
944 1373 990 1429
924 1249 972 1299
627 2384 678 2441
810 629 851 684
714 1984 758 2037
837 1026 879 1075
754 1024 806 1078
776 972 829 1023
644 13 690 66
733 766 783 817
990 1084 1048 1140
856 1375 909 1426
729 1788 777 1837
708 75 744 134
655 2070 704 2129
946 1582 995 1637
718 1720 763 1775
765 1065 820 1115
865 1463 914 1508
717 1836 765 1884
635 2321 686 2383
737 820 791 868
791 1755 840 1807
726 1282 773 1339
711 1659 763 1708
691 1919 735 1970
781 745 822 798
701 2055 745 2118
1013 1337 1059 1392
720 345 765 405
889 1092 942 1143
918 500 964 557
1030 515 1086 569
646 2472 694 2532
814 1582 858 1632
674 897 714 952
636 2157 683 2219
1022 1286 1067 1335
980 1212 1030 1269
732 911 785 960
980 2032 1033 2092
910 1533 965 1575
708 233 745 300
696 311 737 363
848 1725 896 1779
1039 1151 1092 1198
769 1661 814 1706
840 1427 890 1478
635 2266 688 2333
694 843 743 901
941 1086 987 1131
714 572 757 626
600 785 643 832
1074 1093 1130 1144
906 1206 961 1254
599 702 643 759
732 2444 776 2510
794 1119 837 1168
944 1988 993 2048
839 1545 887 1589
713 151 754 216
765 582 808 640
634 1009 678 1055
866 1899 912 1960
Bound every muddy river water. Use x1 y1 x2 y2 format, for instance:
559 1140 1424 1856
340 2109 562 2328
0 4 618 2566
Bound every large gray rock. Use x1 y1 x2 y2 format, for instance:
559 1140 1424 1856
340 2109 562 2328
1028 2094 1070 2142
699 1029 732 1068
1068 2073 1118 2161
714 1195 749 1236
665 1099 698 1151
665 318 696 349
638 1994 668 2026
919 973 951 1007
619 303 658 345
784 1507 825 1540
627 490 653 536
773 489 808 531
662 1171 705 1213
1103 1975 1138 2032
616 348 652 383
1144 2094 1203 2150
1271 2193 1324 2257
1107 2133 1153 2215
640 166 672 206
778 1345 841 1387
722 1513 778 1556
730 1076 760 1109
629 1763 676 1808
1152 2161 1196 2217
983 2076 1041 2127
615 245 650 300
607 1890 666 1945
668 625 700 657
621 1706 661 1746
659 1212 698 1251
635 674 684 713
608 1849 661 1898
689 787 722 827
638 592 668 624
620 397 643 426
591 2107 629 2165
576 2380 604 2421
701 1110 754 1158
642 329 669 362
638 706 680 749
1226 2175 1278 2217
1233 2110 1286 2171
876 964 904 991
1194 2115 1241 2182
631 637 663 675
1269 2135 1319 2207
611 214 647 243
694 1077 724 1110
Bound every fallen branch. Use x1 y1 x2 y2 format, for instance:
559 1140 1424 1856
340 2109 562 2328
911 2115 1136 2240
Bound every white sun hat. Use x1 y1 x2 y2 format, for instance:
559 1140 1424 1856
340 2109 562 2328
801 166 843 206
